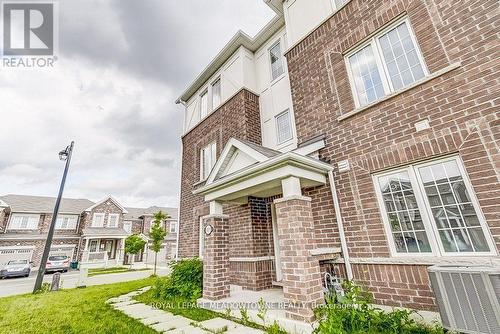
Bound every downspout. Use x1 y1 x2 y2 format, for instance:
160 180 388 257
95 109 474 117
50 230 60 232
174 98 187 261
327 170 353 280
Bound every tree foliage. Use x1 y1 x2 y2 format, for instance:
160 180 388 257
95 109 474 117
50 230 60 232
124 234 146 256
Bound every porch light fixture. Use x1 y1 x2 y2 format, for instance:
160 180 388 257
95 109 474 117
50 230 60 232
33 141 75 293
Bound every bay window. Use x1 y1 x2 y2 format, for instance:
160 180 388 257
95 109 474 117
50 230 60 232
346 18 427 108
374 156 495 256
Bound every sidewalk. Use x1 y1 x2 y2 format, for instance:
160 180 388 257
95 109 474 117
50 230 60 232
108 287 265 334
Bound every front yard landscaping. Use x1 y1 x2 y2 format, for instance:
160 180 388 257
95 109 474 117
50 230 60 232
88 266 150 277
0 277 158 334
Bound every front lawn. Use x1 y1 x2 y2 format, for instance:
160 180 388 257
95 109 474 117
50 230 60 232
88 266 149 277
0 277 158 334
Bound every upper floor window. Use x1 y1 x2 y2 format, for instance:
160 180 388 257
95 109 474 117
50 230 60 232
200 142 217 180
170 221 177 233
200 90 208 119
91 213 105 227
374 156 495 257
275 110 293 144
269 42 284 81
346 19 427 108
211 78 221 110
123 221 132 234
107 214 119 228
55 215 77 230
9 214 39 230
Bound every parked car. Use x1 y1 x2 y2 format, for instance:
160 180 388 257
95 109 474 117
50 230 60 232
0 259 31 278
45 255 70 273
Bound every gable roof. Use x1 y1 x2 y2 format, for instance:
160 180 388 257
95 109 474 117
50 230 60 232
0 194 94 214
176 14 284 104
206 138 281 184
84 196 128 213
123 206 178 221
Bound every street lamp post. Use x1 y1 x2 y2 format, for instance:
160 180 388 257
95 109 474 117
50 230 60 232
33 141 75 293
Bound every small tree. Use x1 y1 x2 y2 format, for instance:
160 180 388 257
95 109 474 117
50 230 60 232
150 211 168 276
125 234 146 268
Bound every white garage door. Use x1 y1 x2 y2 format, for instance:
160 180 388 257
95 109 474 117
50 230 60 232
146 246 167 265
0 247 34 266
49 245 76 260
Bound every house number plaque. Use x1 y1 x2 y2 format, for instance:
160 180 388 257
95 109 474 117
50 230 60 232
204 224 214 236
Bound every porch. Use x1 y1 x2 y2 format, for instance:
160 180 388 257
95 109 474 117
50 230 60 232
80 229 128 268
194 138 342 324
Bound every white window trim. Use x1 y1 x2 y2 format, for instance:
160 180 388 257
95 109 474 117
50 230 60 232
169 221 177 233
275 109 294 145
199 89 209 119
373 155 497 258
107 213 119 228
7 214 40 230
123 221 132 234
268 40 285 83
200 141 217 181
91 213 105 227
55 215 78 230
211 77 221 110
345 17 429 108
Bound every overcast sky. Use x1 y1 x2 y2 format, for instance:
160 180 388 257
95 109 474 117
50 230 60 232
0 0 275 207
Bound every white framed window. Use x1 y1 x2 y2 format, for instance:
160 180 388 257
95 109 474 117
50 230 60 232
374 156 496 257
199 217 205 259
91 213 105 227
8 214 39 230
169 221 177 233
107 213 119 228
275 110 293 144
200 90 208 119
55 215 78 230
123 221 132 234
346 18 428 108
200 141 217 180
269 41 284 81
211 78 221 110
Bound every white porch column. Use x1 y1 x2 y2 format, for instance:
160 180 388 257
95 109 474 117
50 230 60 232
281 176 302 197
209 201 223 215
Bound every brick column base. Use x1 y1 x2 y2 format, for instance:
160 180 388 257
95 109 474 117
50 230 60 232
202 214 230 300
274 196 324 322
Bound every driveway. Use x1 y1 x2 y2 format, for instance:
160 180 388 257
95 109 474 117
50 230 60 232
0 267 170 298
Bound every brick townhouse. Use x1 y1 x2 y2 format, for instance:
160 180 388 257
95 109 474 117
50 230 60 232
0 194 178 269
176 0 499 323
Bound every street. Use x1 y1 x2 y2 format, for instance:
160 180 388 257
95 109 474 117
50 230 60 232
0 267 170 298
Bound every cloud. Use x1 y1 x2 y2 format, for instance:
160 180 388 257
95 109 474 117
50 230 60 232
0 0 274 207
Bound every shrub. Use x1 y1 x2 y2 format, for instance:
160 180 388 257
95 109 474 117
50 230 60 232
153 258 203 301
314 281 444 334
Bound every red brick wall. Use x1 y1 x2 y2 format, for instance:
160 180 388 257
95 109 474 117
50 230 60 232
79 200 124 232
178 89 261 258
286 0 499 310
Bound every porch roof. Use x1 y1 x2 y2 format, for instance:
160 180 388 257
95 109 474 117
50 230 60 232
194 150 333 203
81 227 128 238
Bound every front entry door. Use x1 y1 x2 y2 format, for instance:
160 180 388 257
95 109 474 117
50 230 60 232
271 204 283 282
104 240 115 259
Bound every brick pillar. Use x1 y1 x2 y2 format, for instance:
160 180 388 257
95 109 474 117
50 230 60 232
202 214 230 300
274 195 324 322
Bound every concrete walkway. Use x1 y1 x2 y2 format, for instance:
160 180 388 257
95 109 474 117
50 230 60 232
108 287 265 334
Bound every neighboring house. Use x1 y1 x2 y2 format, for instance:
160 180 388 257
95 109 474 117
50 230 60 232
0 194 178 269
176 0 499 323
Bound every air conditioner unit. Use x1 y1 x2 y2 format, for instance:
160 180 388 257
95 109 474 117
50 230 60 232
428 265 500 334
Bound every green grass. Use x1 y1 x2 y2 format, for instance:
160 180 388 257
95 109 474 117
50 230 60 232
0 277 158 334
87 266 149 277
